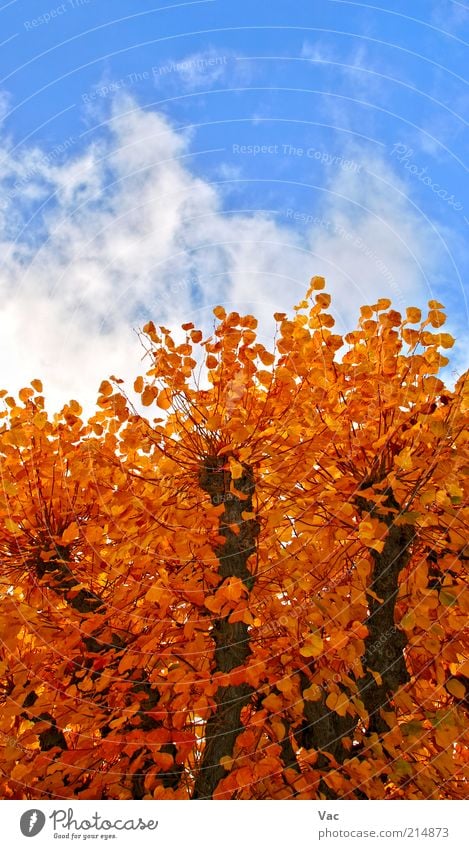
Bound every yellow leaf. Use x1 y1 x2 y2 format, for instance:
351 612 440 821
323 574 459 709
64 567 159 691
61 521 79 545
315 293 331 308
446 679 466 699
271 720 286 742
118 654 137 674
141 386 157 406
4 518 19 534
220 577 246 602
334 692 349 717
375 298 391 310
11 763 31 781
423 376 444 394
204 595 223 614
428 309 445 328
5 427 29 448
33 412 47 430
439 589 457 607
358 519 387 553
3 746 20 761
393 758 413 777
401 611 416 630
303 684 322 702
325 692 349 717
402 327 420 346
438 333 455 349
157 389 172 410
99 380 113 396
309 275 326 291
19 387 34 403
326 692 337 711
406 307 421 323
263 693 283 712
424 635 440 654
31 379 43 393
396 446 413 471
368 668 383 686
229 458 243 479
146 585 164 603
299 633 324 658
259 350 275 366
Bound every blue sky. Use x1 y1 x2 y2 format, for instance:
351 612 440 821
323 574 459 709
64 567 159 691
0 0 467 408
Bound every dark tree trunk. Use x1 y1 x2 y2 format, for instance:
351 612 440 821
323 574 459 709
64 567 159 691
296 488 414 799
356 490 413 736
193 455 259 799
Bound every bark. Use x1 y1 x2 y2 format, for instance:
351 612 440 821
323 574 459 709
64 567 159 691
356 490 413 735
36 545 104 615
26 548 180 794
192 455 259 799
297 672 356 799
298 672 355 764
21 692 68 752
295 487 414 799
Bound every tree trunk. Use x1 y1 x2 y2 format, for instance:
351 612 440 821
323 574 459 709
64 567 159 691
356 490 413 736
296 488 414 798
193 455 259 799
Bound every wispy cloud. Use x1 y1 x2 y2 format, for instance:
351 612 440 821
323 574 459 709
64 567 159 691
152 48 252 92
430 0 469 32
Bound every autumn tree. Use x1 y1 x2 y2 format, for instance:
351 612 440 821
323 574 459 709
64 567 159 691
0 279 467 800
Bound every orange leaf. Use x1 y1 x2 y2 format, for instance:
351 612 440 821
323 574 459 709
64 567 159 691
157 389 172 410
309 275 326 291
142 385 157 406
263 693 283 712
428 309 446 328
299 633 324 658
303 684 322 702
61 521 80 545
406 307 421 323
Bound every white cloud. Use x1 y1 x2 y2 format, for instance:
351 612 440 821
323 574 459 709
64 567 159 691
0 96 458 413
305 152 443 320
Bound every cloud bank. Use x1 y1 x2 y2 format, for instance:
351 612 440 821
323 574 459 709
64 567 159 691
0 96 455 411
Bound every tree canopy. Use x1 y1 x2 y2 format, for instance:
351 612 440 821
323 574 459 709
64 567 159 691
0 279 467 800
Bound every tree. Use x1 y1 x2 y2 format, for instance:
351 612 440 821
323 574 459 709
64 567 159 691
0 279 467 800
